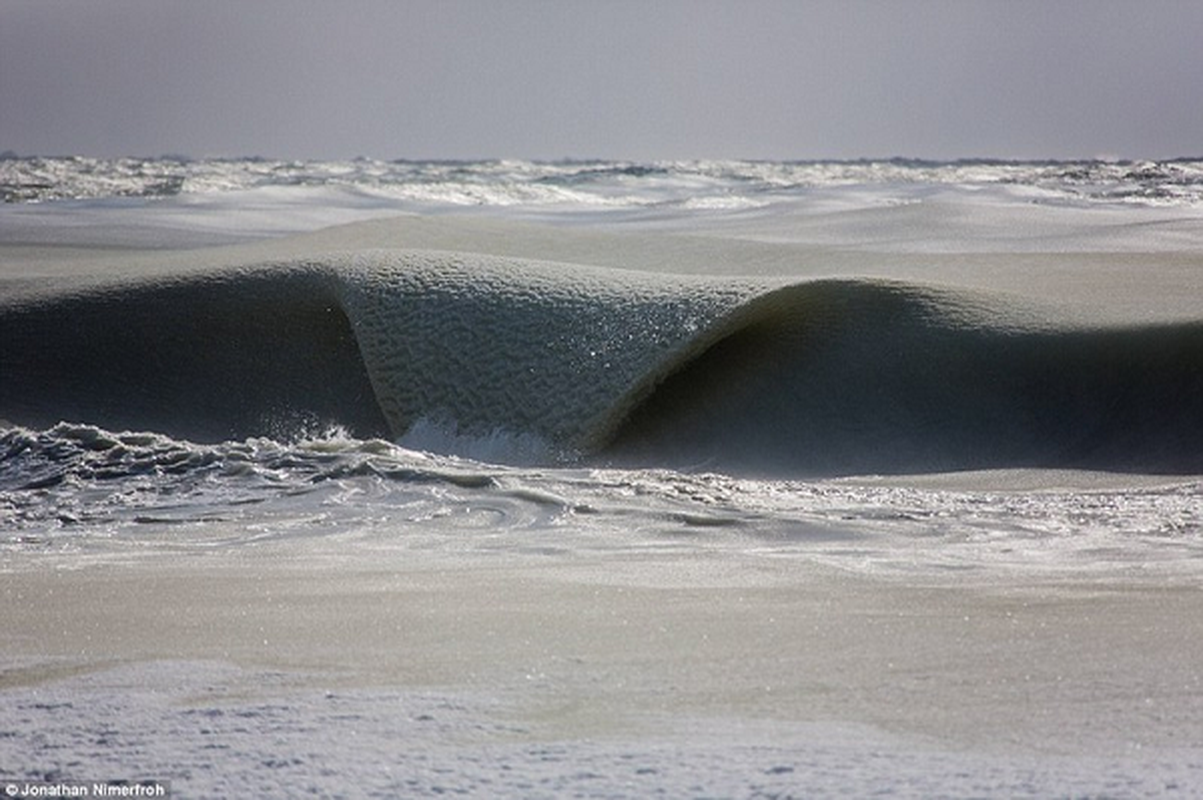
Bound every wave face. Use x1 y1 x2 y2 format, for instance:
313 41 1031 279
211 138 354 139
1 263 389 442
3 249 1201 477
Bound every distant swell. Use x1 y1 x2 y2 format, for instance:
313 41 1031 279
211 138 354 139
2 250 1201 476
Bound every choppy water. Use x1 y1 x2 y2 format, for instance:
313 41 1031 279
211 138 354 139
4 153 1203 208
3 423 1200 580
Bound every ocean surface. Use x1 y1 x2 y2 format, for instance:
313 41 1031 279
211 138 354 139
2 155 1202 578
3 156 1203 796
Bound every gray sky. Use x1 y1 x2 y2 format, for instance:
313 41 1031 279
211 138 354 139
3 0 1202 161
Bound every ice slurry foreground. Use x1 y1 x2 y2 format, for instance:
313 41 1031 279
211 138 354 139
2 158 1203 797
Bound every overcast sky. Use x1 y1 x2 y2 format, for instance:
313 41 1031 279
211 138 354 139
2 0 1202 161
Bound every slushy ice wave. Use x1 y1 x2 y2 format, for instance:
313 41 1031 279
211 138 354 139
2 156 1201 578
3 249 1201 475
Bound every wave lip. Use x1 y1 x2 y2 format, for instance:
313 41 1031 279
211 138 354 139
3 249 1201 477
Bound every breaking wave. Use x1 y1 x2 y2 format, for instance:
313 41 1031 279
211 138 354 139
2 249 1201 477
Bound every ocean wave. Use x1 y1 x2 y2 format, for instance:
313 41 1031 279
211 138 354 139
3 249 1200 477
